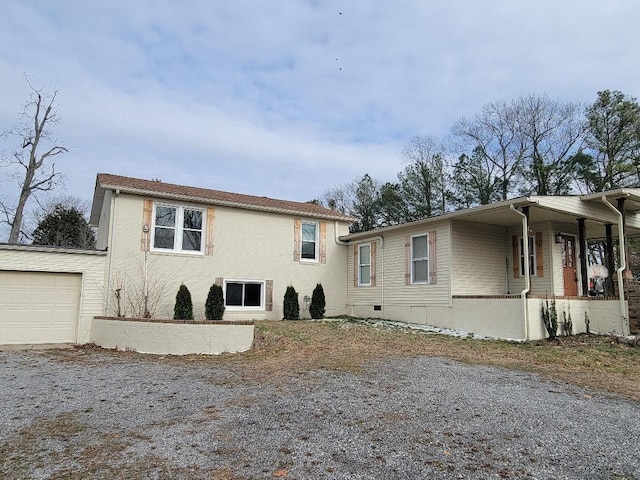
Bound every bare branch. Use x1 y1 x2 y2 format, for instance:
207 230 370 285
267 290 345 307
2 76 68 243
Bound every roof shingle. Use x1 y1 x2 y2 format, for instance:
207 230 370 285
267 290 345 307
92 173 354 222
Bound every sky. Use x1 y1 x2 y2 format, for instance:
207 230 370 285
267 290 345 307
1 0 639 227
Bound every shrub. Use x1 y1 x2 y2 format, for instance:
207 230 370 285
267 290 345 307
584 311 591 334
174 283 193 320
562 305 573 336
541 296 558 339
309 283 326 319
205 284 225 320
283 285 300 320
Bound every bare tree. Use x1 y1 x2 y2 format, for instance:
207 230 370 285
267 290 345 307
398 135 451 219
1 77 67 243
517 94 586 195
453 99 528 200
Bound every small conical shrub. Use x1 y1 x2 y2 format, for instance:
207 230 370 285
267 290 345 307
205 284 225 320
174 283 194 320
283 285 300 320
309 283 326 319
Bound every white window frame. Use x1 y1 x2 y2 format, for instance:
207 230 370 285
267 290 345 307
358 243 372 286
223 279 265 311
151 203 205 254
411 233 430 284
300 221 319 262
519 236 536 277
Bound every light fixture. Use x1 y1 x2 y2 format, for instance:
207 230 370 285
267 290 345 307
555 233 563 244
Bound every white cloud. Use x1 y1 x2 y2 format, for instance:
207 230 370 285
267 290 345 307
1 0 639 223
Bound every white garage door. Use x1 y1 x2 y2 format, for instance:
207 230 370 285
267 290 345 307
0 271 81 345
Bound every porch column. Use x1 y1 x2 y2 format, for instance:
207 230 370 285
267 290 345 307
577 218 588 296
605 224 615 296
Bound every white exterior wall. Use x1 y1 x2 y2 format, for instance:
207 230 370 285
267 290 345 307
527 298 627 339
451 221 508 295
104 193 349 321
0 245 106 343
346 221 451 322
91 318 254 355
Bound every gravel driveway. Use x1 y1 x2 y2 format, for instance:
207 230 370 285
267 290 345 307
0 347 638 479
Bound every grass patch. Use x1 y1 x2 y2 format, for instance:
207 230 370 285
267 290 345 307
207 319 640 401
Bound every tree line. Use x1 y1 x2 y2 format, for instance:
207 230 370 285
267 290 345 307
321 91 640 233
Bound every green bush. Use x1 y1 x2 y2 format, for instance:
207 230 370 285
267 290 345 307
205 284 225 320
309 283 326 319
283 285 300 320
174 283 194 320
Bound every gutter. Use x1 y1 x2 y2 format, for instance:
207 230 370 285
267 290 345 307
510 204 531 341
601 196 630 335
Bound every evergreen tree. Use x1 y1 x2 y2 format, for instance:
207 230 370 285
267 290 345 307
173 283 193 320
32 204 95 248
283 285 300 320
205 284 225 320
309 283 326 319
581 90 640 191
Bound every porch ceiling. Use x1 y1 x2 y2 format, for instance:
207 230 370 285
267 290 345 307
457 204 639 239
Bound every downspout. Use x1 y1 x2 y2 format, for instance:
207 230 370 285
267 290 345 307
368 235 385 313
510 204 531 341
106 189 120 316
601 196 629 335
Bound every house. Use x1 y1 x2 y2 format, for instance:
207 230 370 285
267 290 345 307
89 173 354 322
1 173 639 350
341 191 640 340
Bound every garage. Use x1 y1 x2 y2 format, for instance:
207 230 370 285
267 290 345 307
0 271 82 345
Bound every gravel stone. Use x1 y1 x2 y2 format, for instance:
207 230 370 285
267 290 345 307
0 348 638 479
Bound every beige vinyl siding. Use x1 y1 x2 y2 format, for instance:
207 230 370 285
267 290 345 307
0 246 106 344
451 221 508 295
382 222 450 306
347 240 383 309
507 222 554 296
346 221 451 320
104 193 349 321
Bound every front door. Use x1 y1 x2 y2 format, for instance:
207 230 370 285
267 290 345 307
561 235 578 296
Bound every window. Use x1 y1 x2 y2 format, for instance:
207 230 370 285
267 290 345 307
152 203 204 253
358 243 371 286
301 222 318 261
412 234 429 283
225 281 264 309
519 236 536 276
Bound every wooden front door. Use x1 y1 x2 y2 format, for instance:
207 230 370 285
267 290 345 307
561 235 578 296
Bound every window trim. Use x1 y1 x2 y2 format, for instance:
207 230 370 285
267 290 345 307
519 235 537 277
151 202 206 254
411 233 430 284
300 221 319 262
358 243 372 286
223 279 265 311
